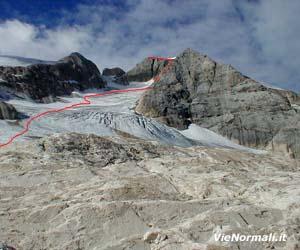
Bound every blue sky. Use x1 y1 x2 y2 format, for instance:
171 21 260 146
0 0 128 26
0 0 299 92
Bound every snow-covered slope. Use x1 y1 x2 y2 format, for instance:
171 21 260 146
0 55 56 67
180 124 263 153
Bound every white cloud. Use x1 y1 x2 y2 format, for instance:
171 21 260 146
239 0 300 90
0 20 89 60
0 0 299 91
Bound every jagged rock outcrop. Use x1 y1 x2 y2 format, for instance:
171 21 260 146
126 57 169 82
103 67 125 77
38 133 158 166
0 101 19 119
103 67 129 85
0 52 106 102
136 48 300 156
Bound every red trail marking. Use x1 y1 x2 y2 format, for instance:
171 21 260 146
0 57 175 148
148 56 175 61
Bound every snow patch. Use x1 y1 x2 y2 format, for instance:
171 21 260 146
180 124 265 154
260 81 286 91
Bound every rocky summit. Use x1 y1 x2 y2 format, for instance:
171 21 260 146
103 67 129 85
135 48 300 158
103 67 126 77
0 52 106 103
126 57 170 82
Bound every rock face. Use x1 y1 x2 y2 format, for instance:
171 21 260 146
103 67 125 77
269 124 300 158
0 52 106 102
126 57 169 82
0 133 299 249
103 67 129 85
0 101 19 119
136 48 300 156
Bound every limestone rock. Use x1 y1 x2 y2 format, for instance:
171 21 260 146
0 133 298 249
126 57 169 82
103 67 129 85
103 67 126 77
0 101 19 120
0 52 106 102
136 48 300 156
38 133 149 167
143 229 160 243
268 124 300 158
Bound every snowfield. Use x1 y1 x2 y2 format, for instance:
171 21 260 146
180 124 263 153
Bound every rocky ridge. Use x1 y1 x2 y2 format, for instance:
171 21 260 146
0 52 106 103
103 67 129 85
103 67 126 77
126 57 169 82
134 49 300 158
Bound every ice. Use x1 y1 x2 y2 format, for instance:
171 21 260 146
180 124 264 154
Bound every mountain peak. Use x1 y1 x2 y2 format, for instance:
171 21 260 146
181 48 201 55
60 52 90 65
177 48 215 63
69 52 85 59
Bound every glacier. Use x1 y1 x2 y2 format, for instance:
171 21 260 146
0 79 264 153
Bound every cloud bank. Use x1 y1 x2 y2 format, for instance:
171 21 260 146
0 0 299 91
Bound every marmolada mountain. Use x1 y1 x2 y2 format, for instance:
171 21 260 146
0 49 299 249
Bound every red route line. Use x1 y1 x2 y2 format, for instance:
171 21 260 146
148 56 174 61
0 57 175 148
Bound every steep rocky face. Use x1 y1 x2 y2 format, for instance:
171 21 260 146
103 67 129 85
0 52 106 102
136 48 300 156
268 123 300 158
0 101 19 119
126 57 169 82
